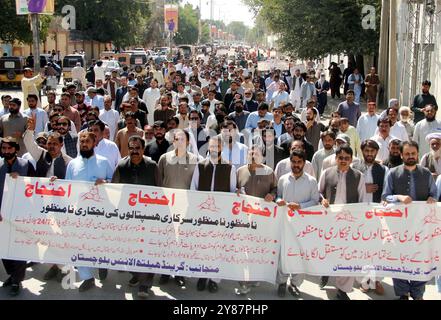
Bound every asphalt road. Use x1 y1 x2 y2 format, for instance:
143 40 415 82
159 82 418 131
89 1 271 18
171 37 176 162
1 263 440 300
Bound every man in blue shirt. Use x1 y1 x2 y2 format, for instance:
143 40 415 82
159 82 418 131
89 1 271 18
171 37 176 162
336 90 361 128
244 103 274 132
65 131 114 292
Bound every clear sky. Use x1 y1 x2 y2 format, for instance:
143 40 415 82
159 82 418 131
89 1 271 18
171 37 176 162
184 0 255 27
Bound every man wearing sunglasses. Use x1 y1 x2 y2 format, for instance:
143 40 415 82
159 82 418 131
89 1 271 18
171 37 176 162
319 144 367 300
54 116 78 159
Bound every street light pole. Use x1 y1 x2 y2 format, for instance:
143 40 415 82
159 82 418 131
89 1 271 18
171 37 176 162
30 13 41 73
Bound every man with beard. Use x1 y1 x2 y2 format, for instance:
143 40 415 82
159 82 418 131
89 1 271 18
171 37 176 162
420 133 441 180
115 76 129 112
276 150 320 297
375 107 409 142
55 116 78 159
371 118 398 163
319 145 367 300
73 92 90 127
413 104 441 157
144 121 170 163
260 126 286 170
271 106 286 139
235 146 277 296
65 132 113 292
357 102 380 143
99 96 119 142
111 136 161 298
383 139 403 168
244 89 258 113
289 69 304 109
60 92 82 132
43 91 57 115
352 140 386 295
412 80 438 123
143 79 161 126
312 131 336 180
277 116 297 148
224 80 241 109
0 137 35 296
23 94 48 135
25 118 72 282
154 95 175 123
200 100 213 127
0 95 12 117
115 112 144 158
220 120 248 168
399 106 415 140
88 120 121 169
305 107 325 152
157 130 198 289
191 136 236 294
336 90 361 128
280 122 314 162
383 141 437 300
21 68 45 109
0 98 29 157
129 97 148 129
275 139 315 179
228 100 250 132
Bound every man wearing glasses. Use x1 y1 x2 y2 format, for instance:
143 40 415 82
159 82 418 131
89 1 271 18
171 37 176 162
55 116 78 159
319 144 367 300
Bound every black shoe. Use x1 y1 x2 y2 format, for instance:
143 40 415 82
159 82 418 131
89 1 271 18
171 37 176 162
9 284 20 297
319 276 329 289
208 280 218 293
159 275 170 285
44 265 61 281
398 295 409 300
175 276 186 288
2 277 12 288
137 285 150 299
197 278 207 291
128 275 139 287
98 269 108 281
288 284 301 297
56 270 64 283
79 278 96 292
336 289 350 300
277 283 287 297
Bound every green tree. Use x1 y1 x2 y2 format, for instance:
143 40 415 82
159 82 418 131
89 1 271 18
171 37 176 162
227 21 249 41
244 0 381 61
0 0 52 44
55 0 151 48
173 4 199 45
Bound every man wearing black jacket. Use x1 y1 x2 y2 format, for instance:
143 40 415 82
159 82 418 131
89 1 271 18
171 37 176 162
280 122 314 162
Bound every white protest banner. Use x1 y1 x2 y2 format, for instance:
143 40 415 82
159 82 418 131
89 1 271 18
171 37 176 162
282 203 441 281
0 176 281 283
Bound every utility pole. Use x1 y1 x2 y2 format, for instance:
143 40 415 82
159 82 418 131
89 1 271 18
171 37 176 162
30 13 41 73
388 0 398 101
378 0 390 107
198 0 202 45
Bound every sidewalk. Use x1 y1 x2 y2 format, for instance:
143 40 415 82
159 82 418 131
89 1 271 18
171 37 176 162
1 263 439 300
